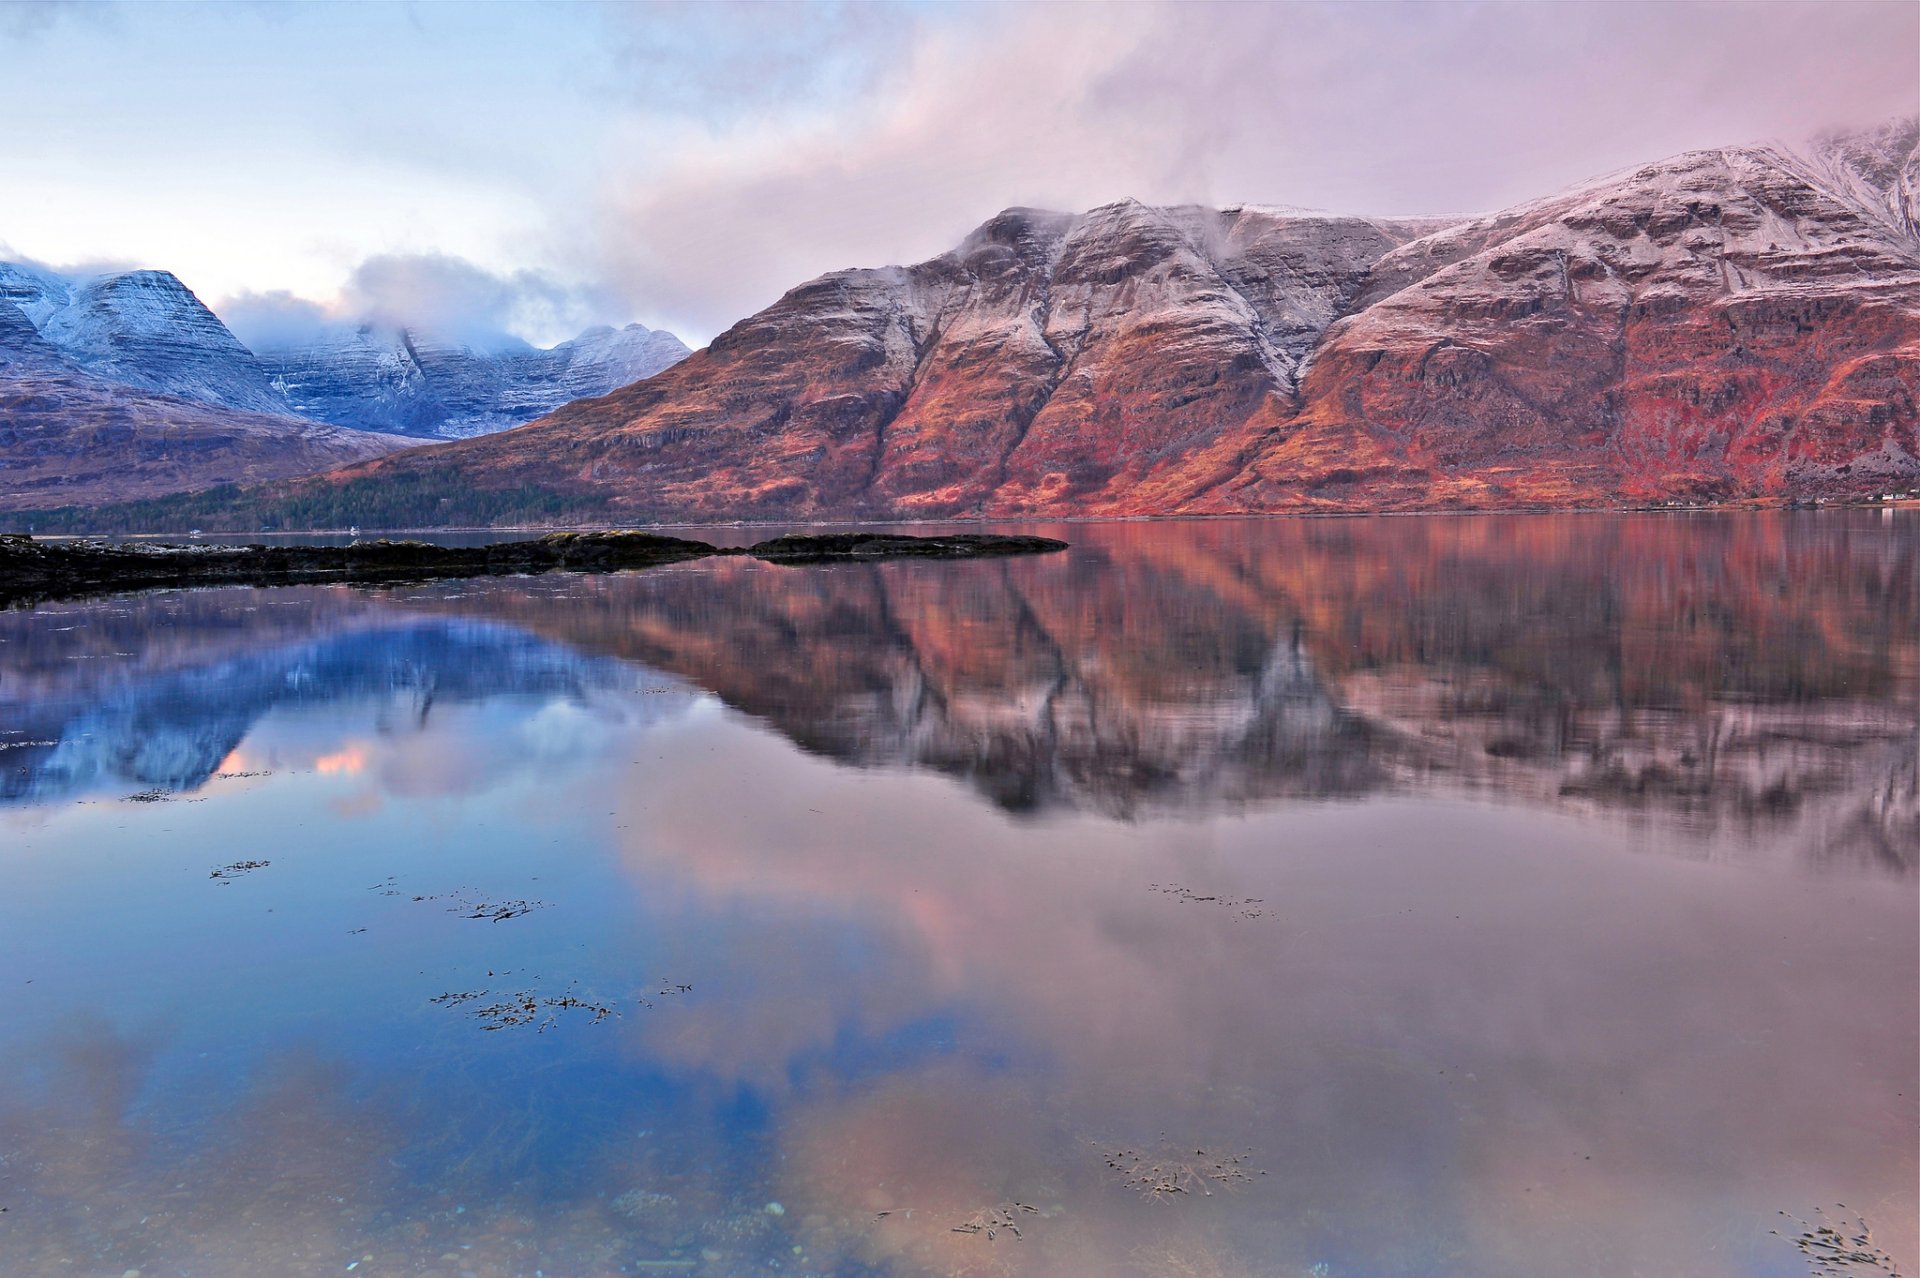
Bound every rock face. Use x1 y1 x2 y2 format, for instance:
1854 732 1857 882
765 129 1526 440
1193 122 1920 510
0 266 421 510
33 269 292 414
256 322 691 440
300 120 1919 524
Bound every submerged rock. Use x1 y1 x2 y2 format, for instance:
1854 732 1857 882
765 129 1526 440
745 532 1068 562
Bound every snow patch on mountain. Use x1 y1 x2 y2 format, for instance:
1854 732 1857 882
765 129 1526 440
255 321 692 439
0 261 75 327
0 301 72 373
32 269 292 414
0 257 693 440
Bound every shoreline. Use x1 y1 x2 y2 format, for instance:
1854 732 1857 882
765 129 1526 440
14 496 1914 544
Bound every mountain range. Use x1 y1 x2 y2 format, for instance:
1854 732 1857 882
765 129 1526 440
252 320 691 440
4 118 1917 526
0 259 690 510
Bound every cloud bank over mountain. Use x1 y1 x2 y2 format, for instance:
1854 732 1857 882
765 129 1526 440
218 254 631 354
0 0 1913 344
594 0 1920 335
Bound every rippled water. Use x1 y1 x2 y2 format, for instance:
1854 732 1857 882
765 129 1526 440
2 512 1914 1278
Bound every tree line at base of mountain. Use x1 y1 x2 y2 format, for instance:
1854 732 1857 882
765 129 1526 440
1 474 608 536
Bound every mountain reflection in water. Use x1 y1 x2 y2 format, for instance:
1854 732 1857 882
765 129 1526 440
0 512 1913 1278
7 511 1912 866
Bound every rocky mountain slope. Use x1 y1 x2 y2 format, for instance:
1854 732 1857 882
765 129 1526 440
31 269 294 414
257 119 1917 526
2 259 692 442
1188 120 1920 510
0 318 417 510
256 321 690 439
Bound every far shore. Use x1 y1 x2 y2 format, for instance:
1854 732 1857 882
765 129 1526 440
12 492 1916 545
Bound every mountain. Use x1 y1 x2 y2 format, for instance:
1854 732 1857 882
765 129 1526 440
3 259 693 440
0 260 73 327
278 203 1439 522
0 350 418 511
0 287 416 512
30 268 293 414
1183 120 1920 510
184 119 1910 528
255 321 691 439
12 120 1915 529
0 259 692 511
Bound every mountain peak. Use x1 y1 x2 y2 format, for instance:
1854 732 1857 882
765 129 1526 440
278 122 1919 525
27 268 290 414
256 317 691 439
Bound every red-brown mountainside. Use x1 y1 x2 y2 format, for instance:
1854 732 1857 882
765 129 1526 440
1186 121 1920 510
99 120 1920 525
310 204 1442 521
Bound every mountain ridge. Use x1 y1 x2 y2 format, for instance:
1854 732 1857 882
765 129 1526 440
253 319 691 440
251 118 1910 526
0 259 693 442
8 119 1918 527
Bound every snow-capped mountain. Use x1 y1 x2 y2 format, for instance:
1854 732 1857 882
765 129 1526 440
0 260 74 327
255 321 691 439
31 269 293 414
0 275 416 510
275 117 1914 524
1790 116 1920 245
0 257 693 508
0 258 691 440
0 300 69 373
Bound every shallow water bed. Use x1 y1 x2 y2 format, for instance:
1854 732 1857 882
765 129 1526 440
1 511 1914 1278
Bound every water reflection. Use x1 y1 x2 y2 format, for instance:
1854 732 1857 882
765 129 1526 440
0 513 1914 1278
9 512 1911 865
0 589 695 804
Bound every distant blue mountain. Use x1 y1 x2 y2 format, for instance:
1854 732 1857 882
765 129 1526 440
0 259 692 440
256 320 692 439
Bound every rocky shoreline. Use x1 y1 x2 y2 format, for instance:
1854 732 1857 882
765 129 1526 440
0 530 1067 606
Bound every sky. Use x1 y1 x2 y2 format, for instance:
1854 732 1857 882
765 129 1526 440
1 0 1915 348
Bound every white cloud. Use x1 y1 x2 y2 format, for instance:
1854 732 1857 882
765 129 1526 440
4 1 1913 349
593 0 1920 340
220 253 631 352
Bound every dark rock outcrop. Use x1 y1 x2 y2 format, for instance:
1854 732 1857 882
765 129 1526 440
0 531 1067 605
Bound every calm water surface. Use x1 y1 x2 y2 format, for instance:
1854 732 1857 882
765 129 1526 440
2 512 1914 1278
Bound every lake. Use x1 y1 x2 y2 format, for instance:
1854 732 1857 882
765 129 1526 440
1 511 1914 1278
